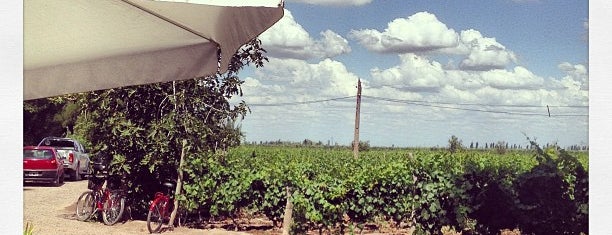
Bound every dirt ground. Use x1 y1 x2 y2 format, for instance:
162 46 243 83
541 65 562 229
23 180 254 235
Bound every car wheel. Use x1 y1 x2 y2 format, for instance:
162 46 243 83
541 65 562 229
71 164 81 181
75 163 81 181
53 174 61 187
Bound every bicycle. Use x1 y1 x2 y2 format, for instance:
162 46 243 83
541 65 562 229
75 163 125 225
147 181 176 233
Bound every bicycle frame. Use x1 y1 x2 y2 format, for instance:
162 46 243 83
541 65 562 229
149 192 171 219
94 188 114 211
77 173 126 225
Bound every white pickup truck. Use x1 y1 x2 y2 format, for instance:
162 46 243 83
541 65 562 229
37 137 90 181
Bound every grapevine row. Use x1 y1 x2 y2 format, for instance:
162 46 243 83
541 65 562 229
179 146 588 234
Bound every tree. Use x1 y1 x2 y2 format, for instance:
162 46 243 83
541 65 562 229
351 140 370 152
448 135 463 153
72 38 269 219
496 141 508 155
303 139 313 146
23 97 80 145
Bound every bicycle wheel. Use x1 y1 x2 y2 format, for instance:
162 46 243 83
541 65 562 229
102 191 125 225
75 191 95 221
147 200 165 233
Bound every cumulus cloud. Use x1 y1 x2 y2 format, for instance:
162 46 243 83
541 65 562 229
259 9 351 60
455 30 517 71
558 62 588 90
287 0 372 6
349 12 516 71
365 53 588 107
349 12 458 53
370 53 445 92
243 58 359 103
479 66 543 90
369 53 541 92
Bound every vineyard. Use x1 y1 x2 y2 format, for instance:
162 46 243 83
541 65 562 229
22 31 589 234
171 143 588 235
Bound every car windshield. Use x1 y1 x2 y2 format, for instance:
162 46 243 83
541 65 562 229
24 149 53 159
41 139 74 148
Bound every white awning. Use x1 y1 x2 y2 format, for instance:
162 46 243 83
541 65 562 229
24 0 284 100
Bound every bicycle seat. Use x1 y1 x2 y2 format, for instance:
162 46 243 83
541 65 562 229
163 182 175 189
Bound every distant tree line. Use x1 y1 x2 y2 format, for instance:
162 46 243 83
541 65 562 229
245 139 374 151
244 138 588 152
467 141 588 151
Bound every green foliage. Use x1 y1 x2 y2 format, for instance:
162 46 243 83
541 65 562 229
461 139 589 235
23 98 70 145
205 145 587 235
512 141 589 235
70 38 268 218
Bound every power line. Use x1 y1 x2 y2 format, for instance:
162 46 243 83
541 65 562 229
244 94 587 117
362 95 588 108
247 96 355 107
362 95 587 117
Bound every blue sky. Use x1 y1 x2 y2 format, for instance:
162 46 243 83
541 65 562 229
226 0 589 148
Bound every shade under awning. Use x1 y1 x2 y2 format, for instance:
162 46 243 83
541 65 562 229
24 0 284 100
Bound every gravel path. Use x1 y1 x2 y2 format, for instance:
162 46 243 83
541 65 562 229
23 180 250 235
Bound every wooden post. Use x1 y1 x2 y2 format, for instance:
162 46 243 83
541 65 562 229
353 79 362 158
168 139 187 228
282 186 294 235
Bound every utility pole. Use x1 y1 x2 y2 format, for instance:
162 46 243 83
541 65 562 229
353 79 362 158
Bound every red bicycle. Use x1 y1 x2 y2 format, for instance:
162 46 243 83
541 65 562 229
75 163 125 225
147 181 176 233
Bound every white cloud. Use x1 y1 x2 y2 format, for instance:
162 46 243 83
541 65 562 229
455 29 517 71
438 85 479 102
479 66 544 90
286 0 373 6
368 54 541 93
369 53 445 92
242 58 359 104
364 53 587 108
259 9 351 59
349 13 517 71
349 12 458 53
470 85 585 107
558 62 589 91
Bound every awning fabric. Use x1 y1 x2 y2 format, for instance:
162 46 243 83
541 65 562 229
24 0 284 100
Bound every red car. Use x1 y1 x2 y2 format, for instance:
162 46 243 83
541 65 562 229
23 146 65 186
